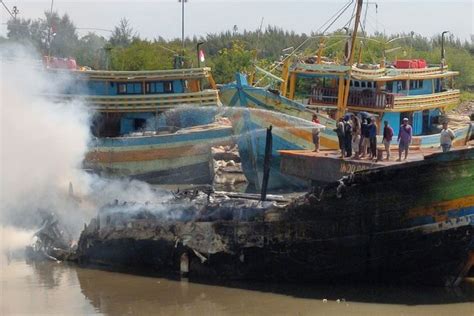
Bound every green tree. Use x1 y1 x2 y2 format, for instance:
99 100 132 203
208 40 254 83
109 40 178 71
6 11 79 57
110 18 137 47
47 12 79 57
75 33 108 69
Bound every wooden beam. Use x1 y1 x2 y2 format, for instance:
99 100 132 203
280 59 291 96
288 73 297 99
337 0 363 119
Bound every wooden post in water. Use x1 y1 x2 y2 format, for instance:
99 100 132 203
261 125 273 201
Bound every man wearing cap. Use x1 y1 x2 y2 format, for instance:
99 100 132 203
397 118 412 161
440 121 455 152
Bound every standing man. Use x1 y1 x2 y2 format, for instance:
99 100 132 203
397 117 412 161
440 121 455 152
382 120 394 160
334 118 345 158
368 118 378 159
351 115 361 159
312 114 321 152
343 116 353 158
360 118 370 158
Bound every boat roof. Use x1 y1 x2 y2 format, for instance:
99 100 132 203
47 67 213 81
291 62 459 81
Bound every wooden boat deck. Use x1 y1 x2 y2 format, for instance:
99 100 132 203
279 147 457 183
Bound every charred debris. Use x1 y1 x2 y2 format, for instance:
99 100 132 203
25 147 474 287
26 187 291 264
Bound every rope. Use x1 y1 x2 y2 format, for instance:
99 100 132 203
254 0 355 85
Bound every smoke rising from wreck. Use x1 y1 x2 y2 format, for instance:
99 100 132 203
0 44 173 254
0 43 93 252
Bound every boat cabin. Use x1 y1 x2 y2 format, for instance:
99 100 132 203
49 67 220 137
283 59 460 137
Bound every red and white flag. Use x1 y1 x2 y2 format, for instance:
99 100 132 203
199 49 205 63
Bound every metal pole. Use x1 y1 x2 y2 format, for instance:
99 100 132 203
196 41 204 67
47 0 54 58
441 31 449 67
181 0 185 50
260 125 273 201
0 1 15 19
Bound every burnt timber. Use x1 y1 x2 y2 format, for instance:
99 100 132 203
76 148 474 286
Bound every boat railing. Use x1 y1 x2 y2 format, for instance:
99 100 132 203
49 67 213 81
309 86 395 109
50 90 221 112
392 89 460 110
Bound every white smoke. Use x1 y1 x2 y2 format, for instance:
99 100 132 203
0 43 226 260
0 44 172 254
0 44 95 251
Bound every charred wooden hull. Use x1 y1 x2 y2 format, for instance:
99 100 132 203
76 221 472 286
76 148 474 286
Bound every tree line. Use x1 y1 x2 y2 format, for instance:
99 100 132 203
2 11 473 90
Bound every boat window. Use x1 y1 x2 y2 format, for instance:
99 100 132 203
367 82 372 88
400 81 407 90
361 82 366 88
350 80 353 87
146 82 162 94
409 80 424 90
164 81 174 93
134 118 147 131
354 81 360 88
118 83 127 94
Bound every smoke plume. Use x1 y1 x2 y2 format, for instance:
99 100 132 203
0 43 95 251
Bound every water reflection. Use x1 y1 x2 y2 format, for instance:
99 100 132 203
2 259 474 316
75 265 474 316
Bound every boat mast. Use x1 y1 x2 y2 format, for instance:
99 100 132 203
336 0 364 119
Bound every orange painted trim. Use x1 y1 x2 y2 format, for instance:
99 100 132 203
86 145 210 163
251 111 340 149
408 195 474 221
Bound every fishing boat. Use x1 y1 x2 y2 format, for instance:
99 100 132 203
219 0 473 189
74 147 474 286
46 62 233 184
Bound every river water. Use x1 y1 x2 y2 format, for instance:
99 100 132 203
2 257 474 315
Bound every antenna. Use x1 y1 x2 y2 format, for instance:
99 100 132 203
178 0 188 51
47 0 55 57
254 17 264 62
0 0 16 19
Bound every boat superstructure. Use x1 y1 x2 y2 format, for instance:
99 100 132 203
219 0 472 189
48 63 232 184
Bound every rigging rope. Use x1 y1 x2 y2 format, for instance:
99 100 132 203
254 0 355 85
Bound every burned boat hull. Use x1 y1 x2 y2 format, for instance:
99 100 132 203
76 220 472 286
76 148 474 286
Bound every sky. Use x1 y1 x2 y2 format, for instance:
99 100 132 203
0 0 473 42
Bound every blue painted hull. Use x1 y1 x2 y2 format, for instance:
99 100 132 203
85 124 234 184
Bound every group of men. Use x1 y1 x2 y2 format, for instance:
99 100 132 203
333 115 380 160
312 114 456 161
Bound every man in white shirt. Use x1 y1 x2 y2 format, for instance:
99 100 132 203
440 122 455 153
